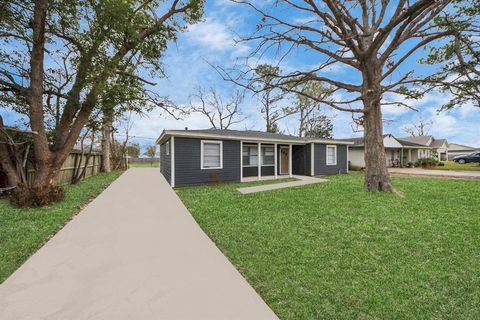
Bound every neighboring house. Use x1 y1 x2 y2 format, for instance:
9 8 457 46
156 129 353 187
348 134 433 168
399 136 449 161
447 143 479 160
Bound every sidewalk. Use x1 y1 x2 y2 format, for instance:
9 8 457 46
0 169 278 320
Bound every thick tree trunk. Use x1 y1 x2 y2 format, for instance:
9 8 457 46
101 123 111 172
0 116 21 187
0 145 20 187
363 94 395 193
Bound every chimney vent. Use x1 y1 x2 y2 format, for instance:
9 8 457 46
185 127 188 131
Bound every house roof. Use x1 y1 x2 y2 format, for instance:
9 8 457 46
430 138 447 148
345 134 429 148
398 135 433 146
156 129 354 145
448 143 477 152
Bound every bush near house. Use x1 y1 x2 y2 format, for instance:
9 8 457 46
415 157 439 168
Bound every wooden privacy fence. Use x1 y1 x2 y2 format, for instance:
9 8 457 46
25 150 103 186
128 157 160 163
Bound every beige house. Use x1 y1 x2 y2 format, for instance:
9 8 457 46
348 134 448 168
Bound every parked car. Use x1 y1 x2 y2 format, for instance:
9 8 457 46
453 152 480 164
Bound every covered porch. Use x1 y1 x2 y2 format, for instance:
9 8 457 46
240 141 309 182
385 147 431 167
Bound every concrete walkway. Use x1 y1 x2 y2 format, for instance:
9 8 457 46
0 169 278 320
238 175 327 194
389 168 480 180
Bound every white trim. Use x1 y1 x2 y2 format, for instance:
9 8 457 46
346 145 349 173
257 143 261 180
157 130 355 145
274 143 278 179
240 141 243 182
171 137 175 188
326 145 337 166
166 141 170 156
289 144 293 177
279 146 289 175
310 143 315 176
200 140 223 170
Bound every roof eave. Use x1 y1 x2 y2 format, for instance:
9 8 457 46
156 130 354 145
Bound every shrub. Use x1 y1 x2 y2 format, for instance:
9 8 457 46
349 165 364 171
10 184 64 208
438 162 445 166
417 157 439 168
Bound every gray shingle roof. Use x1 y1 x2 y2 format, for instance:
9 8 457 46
398 135 433 146
157 129 353 144
344 134 432 148
430 138 447 148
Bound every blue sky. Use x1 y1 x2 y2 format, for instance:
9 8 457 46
127 0 480 148
2 0 479 149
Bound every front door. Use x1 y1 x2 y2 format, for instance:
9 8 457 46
280 148 289 174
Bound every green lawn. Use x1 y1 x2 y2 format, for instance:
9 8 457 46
129 162 160 168
431 161 480 171
0 171 122 284
177 173 480 319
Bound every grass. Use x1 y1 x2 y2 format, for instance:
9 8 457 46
0 171 122 284
177 173 480 319
129 162 160 168
430 161 480 171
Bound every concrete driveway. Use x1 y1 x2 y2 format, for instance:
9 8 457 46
389 167 480 180
0 169 278 320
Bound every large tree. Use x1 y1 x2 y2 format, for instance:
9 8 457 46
228 0 453 193
0 0 204 202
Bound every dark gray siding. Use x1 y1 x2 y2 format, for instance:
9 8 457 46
243 166 257 177
160 139 171 184
242 166 275 177
174 138 241 186
292 145 311 175
314 144 348 175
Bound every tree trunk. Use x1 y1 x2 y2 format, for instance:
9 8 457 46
0 144 20 187
0 116 21 187
101 123 111 172
363 95 395 193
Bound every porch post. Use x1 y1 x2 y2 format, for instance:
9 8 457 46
310 143 315 176
400 148 404 167
274 143 278 179
240 141 243 182
289 144 293 177
258 142 261 181
171 136 175 188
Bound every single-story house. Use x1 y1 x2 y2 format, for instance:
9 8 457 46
400 135 449 161
447 143 479 160
347 134 440 168
156 129 353 187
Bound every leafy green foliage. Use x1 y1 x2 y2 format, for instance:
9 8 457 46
178 174 480 319
424 0 480 110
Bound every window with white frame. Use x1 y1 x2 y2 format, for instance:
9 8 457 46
165 141 170 156
242 145 258 166
262 146 275 165
201 141 223 169
326 145 337 165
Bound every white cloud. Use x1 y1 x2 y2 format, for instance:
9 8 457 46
186 18 249 57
